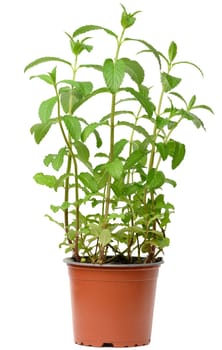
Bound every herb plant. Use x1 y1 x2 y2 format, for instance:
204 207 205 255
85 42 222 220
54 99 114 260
25 5 213 264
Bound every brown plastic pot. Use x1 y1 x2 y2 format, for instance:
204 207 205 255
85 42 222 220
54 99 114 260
64 258 163 347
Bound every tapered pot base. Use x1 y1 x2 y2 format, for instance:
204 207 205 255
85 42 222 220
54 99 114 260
65 259 162 348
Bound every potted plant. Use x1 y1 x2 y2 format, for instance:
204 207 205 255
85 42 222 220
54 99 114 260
24 4 213 347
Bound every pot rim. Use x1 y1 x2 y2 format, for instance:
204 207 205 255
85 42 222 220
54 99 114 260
63 257 164 268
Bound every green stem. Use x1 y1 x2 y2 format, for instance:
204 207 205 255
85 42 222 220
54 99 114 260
127 105 142 184
54 54 81 260
104 93 116 221
103 28 125 224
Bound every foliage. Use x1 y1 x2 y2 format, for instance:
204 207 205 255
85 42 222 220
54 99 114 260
25 5 213 264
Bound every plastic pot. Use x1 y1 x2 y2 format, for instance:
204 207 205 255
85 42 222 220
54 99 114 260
64 258 162 347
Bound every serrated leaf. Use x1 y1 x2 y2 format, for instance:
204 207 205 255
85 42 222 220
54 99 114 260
191 104 214 114
94 169 109 190
44 154 54 167
156 116 169 129
169 91 187 106
168 41 177 62
79 172 98 192
30 74 54 85
124 150 145 170
156 142 168 160
103 58 125 93
24 56 72 72
170 140 186 169
99 229 112 247
73 25 117 39
63 115 81 141
121 58 144 85
59 81 93 97
161 72 181 92
106 159 123 180
120 87 155 117
180 109 205 129
126 38 161 69
39 96 57 122
81 122 98 142
117 121 150 139
79 64 103 72
33 173 57 188
60 88 81 114
30 122 52 144
147 169 165 190
151 237 170 249
113 139 128 157
52 148 66 171
74 141 90 163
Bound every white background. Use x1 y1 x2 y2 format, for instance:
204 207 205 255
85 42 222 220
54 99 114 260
0 0 222 349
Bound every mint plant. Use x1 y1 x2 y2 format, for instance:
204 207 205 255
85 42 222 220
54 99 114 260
25 5 213 264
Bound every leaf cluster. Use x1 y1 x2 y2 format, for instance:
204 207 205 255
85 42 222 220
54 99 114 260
25 5 213 264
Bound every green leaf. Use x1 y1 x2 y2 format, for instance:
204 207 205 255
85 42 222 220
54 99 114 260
188 95 196 110
121 58 144 85
79 172 98 192
168 140 186 169
44 154 54 167
156 142 168 160
24 56 72 72
147 169 165 190
39 96 57 122
165 178 177 187
172 61 204 77
106 159 123 180
73 25 117 39
126 38 161 69
33 173 57 188
60 88 79 114
81 122 98 142
59 81 93 97
79 64 103 72
69 38 93 55
151 237 170 249
74 141 90 163
120 87 155 117
161 72 181 92
99 229 112 247
124 150 145 170
78 117 102 148
117 121 150 139
121 4 139 29
30 74 54 85
180 109 205 129
94 169 109 189
63 115 81 141
50 201 71 213
52 148 66 171
191 104 214 114
113 139 128 157
169 91 187 106
123 183 140 195
168 41 177 62
103 58 125 93
30 121 52 144
156 116 169 129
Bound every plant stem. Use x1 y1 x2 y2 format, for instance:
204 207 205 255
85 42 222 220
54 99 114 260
103 28 125 224
64 155 72 242
104 93 116 222
54 59 81 259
